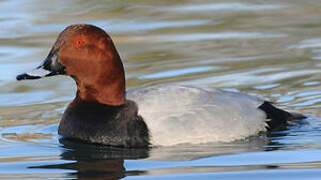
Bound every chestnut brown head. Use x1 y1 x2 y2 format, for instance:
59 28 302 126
17 24 125 106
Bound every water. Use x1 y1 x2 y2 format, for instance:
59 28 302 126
1 0 321 179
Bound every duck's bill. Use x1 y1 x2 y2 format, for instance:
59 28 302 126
16 66 56 80
16 50 65 81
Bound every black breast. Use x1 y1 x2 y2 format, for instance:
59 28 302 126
58 99 150 148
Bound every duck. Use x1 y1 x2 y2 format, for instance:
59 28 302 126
16 24 306 148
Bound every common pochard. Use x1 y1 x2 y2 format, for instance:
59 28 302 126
16 24 305 147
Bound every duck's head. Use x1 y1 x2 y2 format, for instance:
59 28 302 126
16 24 125 106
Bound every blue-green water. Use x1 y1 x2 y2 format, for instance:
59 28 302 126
1 0 321 179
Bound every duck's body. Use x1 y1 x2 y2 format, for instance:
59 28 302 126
16 24 306 148
60 84 300 147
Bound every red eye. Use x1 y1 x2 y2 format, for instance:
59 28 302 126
75 39 83 46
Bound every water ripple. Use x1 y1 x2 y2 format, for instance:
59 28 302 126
170 2 285 12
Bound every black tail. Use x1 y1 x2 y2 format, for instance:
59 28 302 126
258 101 306 131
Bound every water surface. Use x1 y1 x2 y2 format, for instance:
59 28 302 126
1 0 321 179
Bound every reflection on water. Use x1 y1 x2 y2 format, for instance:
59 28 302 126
23 135 280 179
19 134 321 180
1 0 321 179
29 139 148 180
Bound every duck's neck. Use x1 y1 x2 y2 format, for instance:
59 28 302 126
74 76 125 106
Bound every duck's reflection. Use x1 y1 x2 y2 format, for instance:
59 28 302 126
27 127 297 179
30 138 149 180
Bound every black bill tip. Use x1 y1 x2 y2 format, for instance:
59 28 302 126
16 73 41 81
16 50 65 81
